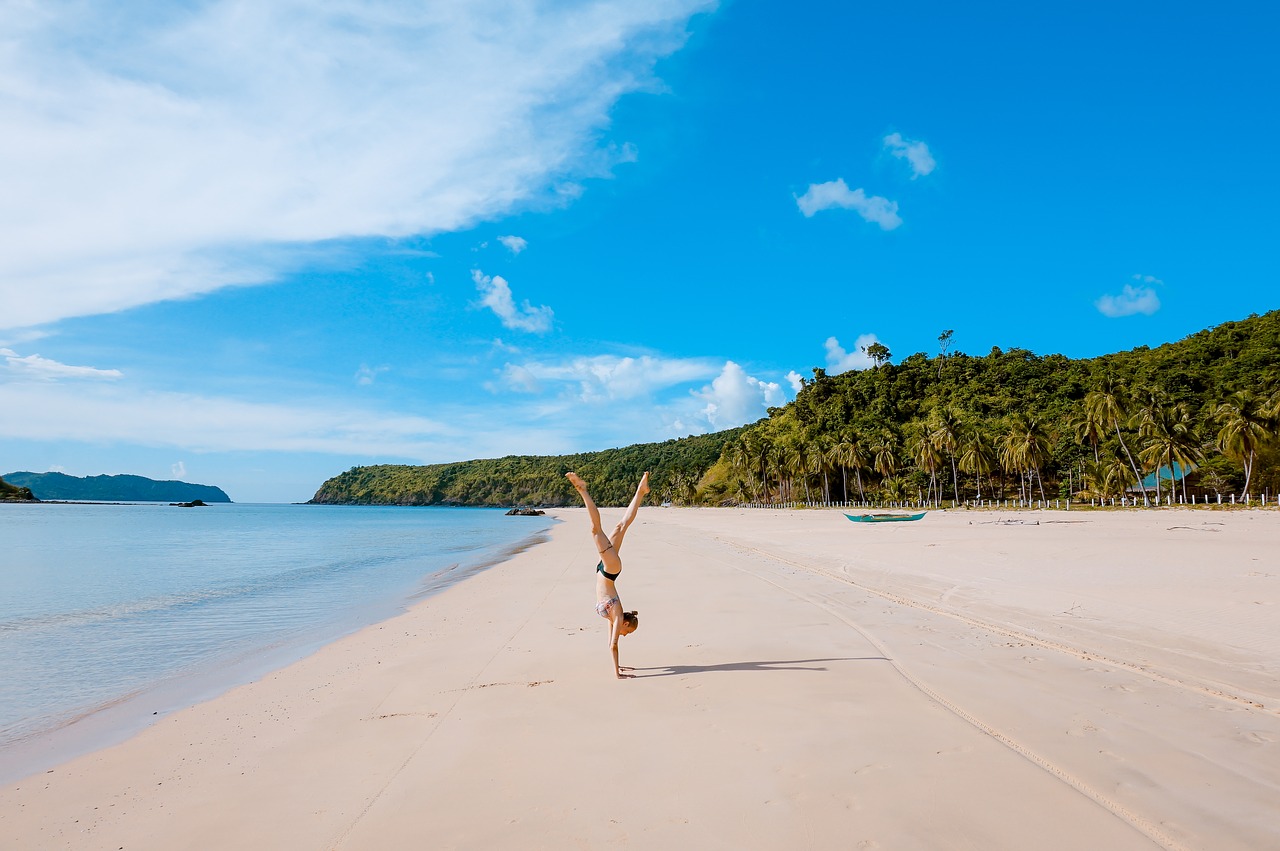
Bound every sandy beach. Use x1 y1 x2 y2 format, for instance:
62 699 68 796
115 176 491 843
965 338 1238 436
2 506 1277 850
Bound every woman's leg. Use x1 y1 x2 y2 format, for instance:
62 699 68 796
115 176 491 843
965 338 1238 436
609 471 650 552
565 472 613 554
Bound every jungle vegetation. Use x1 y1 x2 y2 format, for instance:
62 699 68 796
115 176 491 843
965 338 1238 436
707 309 1280 507
309 428 743 507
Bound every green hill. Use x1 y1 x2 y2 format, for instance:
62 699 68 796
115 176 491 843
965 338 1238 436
0 475 38 502
309 428 743 507
715 309 1280 505
5 472 232 503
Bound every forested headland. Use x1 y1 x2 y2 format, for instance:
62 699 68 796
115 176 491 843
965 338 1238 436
0 475 38 502
311 309 1280 508
309 429 742 507
3 472 232 503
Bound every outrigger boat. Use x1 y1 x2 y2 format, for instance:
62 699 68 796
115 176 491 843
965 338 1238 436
844 511 927 523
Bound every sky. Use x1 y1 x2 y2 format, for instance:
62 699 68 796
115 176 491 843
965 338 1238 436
2 0 1278 502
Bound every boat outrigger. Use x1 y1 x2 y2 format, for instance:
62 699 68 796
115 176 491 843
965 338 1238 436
844 511 927 523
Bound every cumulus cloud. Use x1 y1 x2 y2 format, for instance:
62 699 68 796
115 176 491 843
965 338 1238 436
473 270 554 333
824 334 880 373
498 235 528 255
785 370 804 394
693 361 784 430
883 132 936 178
1096 283 1161 318
795 179 902 230
495 354 717 401
1 348 123 381
0 1 712 330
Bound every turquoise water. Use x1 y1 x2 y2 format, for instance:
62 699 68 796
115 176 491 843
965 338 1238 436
0 503 553 775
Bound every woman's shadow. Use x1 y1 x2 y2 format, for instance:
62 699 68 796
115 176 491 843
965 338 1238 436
629 657 887 678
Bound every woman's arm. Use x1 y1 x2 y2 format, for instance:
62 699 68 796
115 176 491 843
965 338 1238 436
608 615 630 679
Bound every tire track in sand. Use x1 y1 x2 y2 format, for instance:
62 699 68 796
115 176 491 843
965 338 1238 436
719 538 1274 715
697 539 1186 851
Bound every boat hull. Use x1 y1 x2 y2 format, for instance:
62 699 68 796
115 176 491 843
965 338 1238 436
844 512 927 523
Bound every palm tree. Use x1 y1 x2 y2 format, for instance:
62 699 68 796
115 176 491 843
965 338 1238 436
871 432 900 479
879 476 908 505
729 441 755 501
1138 401 1202 503
958 423 996 500
1068 404 1107 464
999 413 1052 503
805 440 830 503
1085 378 1149 505
929 407 964 502
1083 455 1130 500
784 445 806 502
1215 390 1272 498
828 433 868 504
908 432 943 505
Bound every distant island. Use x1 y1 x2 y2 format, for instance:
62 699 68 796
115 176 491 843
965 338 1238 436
310 309 1280 508
4 472 232 503
0 475 39 502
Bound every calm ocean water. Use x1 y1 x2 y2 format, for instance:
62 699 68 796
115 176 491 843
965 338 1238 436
0 503 553 778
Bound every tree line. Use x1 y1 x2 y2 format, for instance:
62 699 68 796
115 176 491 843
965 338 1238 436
704 310 1280 507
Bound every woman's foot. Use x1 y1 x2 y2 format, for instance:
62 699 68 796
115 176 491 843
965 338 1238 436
565 472 588 493
638 471 650 498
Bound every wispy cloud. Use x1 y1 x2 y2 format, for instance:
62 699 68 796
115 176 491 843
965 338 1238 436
1096 278 1162 317
795 179 902 230
0 382 460 457
498 235 529 255
883 132 936 178
824 334 880 373
494 354 718 401
1 348 123 381
473 270 554 333
171 461 186 479
355 364 390 386
0 1 712 331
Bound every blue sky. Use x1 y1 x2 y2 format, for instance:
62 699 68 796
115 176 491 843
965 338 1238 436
2 1 1277 502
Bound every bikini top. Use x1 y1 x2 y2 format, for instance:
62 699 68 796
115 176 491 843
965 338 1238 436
596 561 620 582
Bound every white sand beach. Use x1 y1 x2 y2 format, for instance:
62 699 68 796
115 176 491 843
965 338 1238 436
2 507 1277 850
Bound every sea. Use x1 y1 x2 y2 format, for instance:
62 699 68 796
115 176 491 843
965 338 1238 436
0 502 554 784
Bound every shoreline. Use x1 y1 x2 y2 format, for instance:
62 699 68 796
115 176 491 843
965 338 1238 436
0 518 556 787
3 507 1277 849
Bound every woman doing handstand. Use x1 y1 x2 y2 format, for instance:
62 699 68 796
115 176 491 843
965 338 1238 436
565 471 648 679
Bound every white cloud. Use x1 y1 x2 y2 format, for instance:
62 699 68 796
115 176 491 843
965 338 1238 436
785 370 804 394
0 381 461 457
883 132 936 178
1096 284 1161 318
1133 274 1164 285
795 179 902 230
496 353 717 401
692 361 784 430
824 334 880 373
473 270 554 334
1 348 123 381
498 235 529 255
0 1 712 331
355 364 390 386
171 461 186 479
